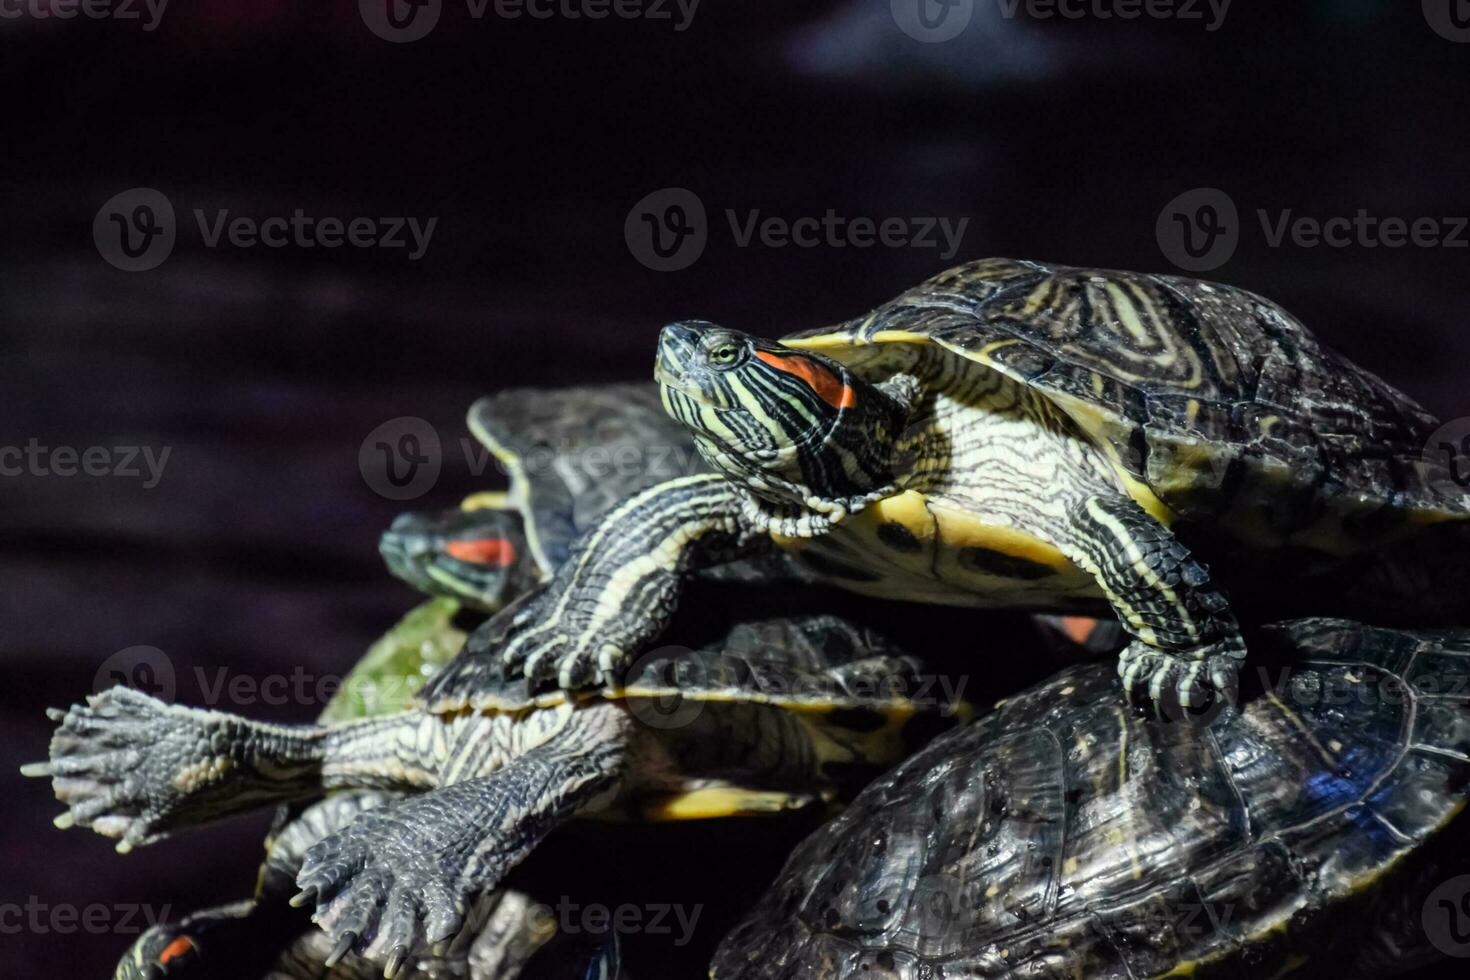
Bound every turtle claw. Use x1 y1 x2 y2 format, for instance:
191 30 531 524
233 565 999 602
40 687 213 846
325 931 357 968
384 945 410 979
297 801 470 970
1118 640 1241 723
519 634 569 684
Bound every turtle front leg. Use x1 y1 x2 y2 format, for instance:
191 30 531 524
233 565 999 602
1062 494 1245 714
293 704 630 974
498 473 765 688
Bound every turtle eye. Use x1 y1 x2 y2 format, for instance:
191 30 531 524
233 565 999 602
707 341 743 368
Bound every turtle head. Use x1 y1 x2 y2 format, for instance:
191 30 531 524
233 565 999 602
655 320 914 520
380 504 531 613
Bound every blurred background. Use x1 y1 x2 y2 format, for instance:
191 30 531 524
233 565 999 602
4 0 1469 975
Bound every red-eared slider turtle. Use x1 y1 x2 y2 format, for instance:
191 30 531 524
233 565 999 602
490 259 1469 713
710 618 1470 979
379 382 706 614
109 605 620 980
32 579 961 975
37 384 840 980
112 793 610 980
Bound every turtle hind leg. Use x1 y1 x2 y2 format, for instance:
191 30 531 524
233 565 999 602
112 793 409 980
295 705 630 972
26 687 412 849
1061 493 1246 718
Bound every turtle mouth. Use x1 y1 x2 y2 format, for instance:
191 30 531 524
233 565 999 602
655 361 732 410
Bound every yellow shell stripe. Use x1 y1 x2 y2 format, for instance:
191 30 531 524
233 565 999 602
466 408 556 580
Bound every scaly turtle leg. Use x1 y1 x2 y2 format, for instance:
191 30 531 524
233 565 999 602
112 792 397 980
23 687 490 848
293 704 631 970
496 473 767 688
1061 493 1245 714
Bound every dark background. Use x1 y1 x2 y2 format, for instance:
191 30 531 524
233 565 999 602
4 1 1469 976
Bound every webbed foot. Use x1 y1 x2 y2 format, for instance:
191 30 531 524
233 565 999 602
25 688 230 849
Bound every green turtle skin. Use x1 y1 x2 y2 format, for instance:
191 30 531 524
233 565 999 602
711 618 1470 979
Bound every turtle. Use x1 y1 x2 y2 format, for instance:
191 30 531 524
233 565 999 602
110 602 621 980
709 617 1470 979
30 575 964 975
378 380 708 615
36 382 832 979
113 793 616 980
485 257 1470 714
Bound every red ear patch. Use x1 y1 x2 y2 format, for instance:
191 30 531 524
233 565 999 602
158 936 197 965
445 538 518 567
754 351 856 410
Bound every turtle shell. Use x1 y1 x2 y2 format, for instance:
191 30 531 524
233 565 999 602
467 382 706 572
319 597 468 723
711 618 1470 978
420 590 943 718
782 259 1468 535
